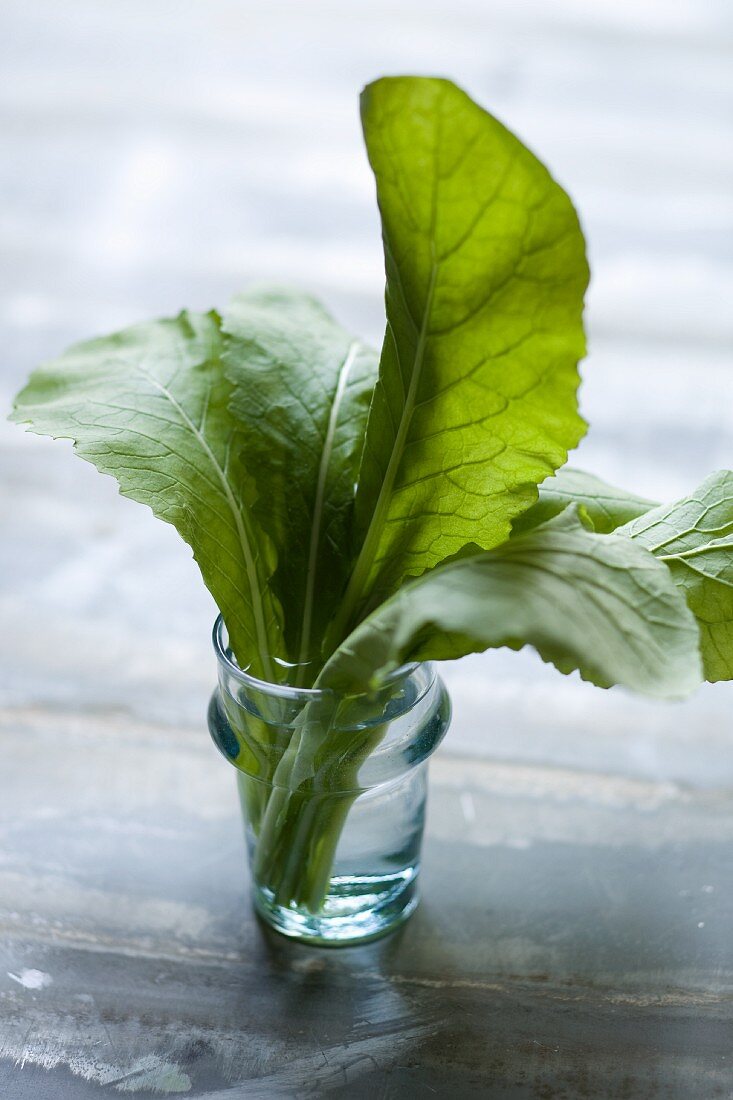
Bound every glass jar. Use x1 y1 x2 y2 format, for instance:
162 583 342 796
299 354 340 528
208 616 451 946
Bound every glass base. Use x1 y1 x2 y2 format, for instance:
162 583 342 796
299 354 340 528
252 867 420 946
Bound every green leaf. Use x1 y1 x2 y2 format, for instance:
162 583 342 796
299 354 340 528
512 467 656 534
10 311 284 680
221 288 377 673
320 508 702 699
331 76 589 641
619 471 733 681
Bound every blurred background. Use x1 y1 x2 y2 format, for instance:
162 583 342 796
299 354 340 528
1 0 732 783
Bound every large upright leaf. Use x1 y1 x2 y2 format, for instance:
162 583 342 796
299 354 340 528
512 467 656 535
10 311 283 680
332 76 589 640
320 509 701 699
222 288 377 673
619 471 733 681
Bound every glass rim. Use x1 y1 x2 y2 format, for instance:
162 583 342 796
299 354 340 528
211 614 421 700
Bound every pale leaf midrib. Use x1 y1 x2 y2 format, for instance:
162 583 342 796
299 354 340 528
332 261 438 640
296 341 361 673
331 95 446 641
133 362 275 679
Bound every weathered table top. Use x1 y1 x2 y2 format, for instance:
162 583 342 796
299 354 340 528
1 1 732 1096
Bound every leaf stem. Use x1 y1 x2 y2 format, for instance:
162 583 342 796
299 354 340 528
296 341 361 684
328 261 438 646
135 361 277 680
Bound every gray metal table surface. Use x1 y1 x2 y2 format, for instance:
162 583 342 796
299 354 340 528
1 1 732 1096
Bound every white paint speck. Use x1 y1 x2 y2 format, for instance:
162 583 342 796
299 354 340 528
697 921 705 929
7 968 52 990
459 792 476 824
702 885 715 894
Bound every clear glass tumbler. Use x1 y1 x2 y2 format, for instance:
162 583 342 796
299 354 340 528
208 617 451 945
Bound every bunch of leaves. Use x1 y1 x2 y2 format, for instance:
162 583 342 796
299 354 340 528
11 76 729 703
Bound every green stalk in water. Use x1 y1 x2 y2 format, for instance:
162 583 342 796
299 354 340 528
246 692 391 914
